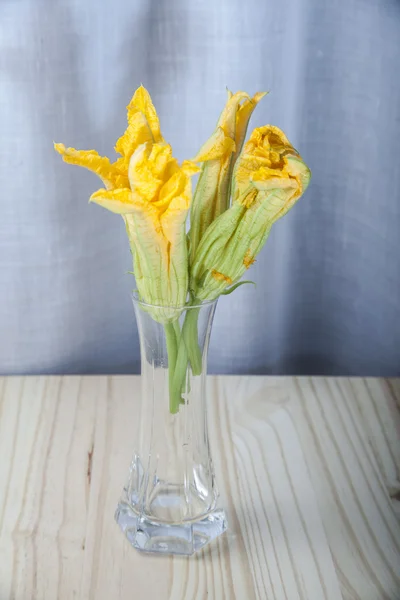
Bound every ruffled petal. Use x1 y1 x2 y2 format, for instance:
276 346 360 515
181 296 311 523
54 143 129 189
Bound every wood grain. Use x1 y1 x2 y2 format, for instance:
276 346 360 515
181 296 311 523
0 376 399 600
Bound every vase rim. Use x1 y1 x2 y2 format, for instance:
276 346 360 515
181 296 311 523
131 291 218 310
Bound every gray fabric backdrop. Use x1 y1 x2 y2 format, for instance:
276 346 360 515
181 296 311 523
1 0 399 376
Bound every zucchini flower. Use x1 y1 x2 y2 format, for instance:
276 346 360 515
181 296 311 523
188 90 266 264
54 86 199 317
90 142 198 313
190 125 311 301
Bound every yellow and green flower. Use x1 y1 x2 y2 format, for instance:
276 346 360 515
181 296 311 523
189 125 311 301
55 86 199 320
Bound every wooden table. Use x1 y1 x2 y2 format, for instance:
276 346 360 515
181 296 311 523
1 376 399 600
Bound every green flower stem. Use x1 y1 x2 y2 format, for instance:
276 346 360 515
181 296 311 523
172 309 203 408
172 334 189 410
173 320 190 397
164 322 181 414
165 309 203 415
172 320 181 343
182 308 202 376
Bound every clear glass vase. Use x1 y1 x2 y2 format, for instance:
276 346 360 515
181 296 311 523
115 295 227 556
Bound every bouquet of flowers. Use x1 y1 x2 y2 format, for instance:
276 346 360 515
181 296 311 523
55 86 310 413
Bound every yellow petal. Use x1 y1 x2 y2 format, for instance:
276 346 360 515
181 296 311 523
235 92 268 154
114 111 153 159
128 143 164 201
156 171 187 211
148 143 175 177
127 85 163 142
89 187 136 214
54 143 129 190
181 160 201 176
250 169 298 191
248 125 293 153
233 125 303 200
112 156 129 172
192 127 236 162
217 91 250 138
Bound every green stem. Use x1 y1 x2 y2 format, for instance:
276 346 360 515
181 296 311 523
172 320 187 404
164 322 180 414
183 308 202 376
173 321 190 397
172 320 181 343
172 307 203 402
165 306 203 414
172 333 189 405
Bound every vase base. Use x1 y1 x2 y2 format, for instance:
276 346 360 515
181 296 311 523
115 501 227 556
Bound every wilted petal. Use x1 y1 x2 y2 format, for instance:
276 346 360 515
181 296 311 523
54 143 129 190
232 125 308 202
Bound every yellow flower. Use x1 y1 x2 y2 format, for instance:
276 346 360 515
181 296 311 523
91 142 198 310
188 90 267 264
232 125 309 217
55 86 199 314
190 125 311 300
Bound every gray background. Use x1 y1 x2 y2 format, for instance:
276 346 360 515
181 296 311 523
1 0 399 376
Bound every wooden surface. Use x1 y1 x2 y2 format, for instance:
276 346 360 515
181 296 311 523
0 376 399 600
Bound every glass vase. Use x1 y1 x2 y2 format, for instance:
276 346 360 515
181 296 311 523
115 295 227 556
